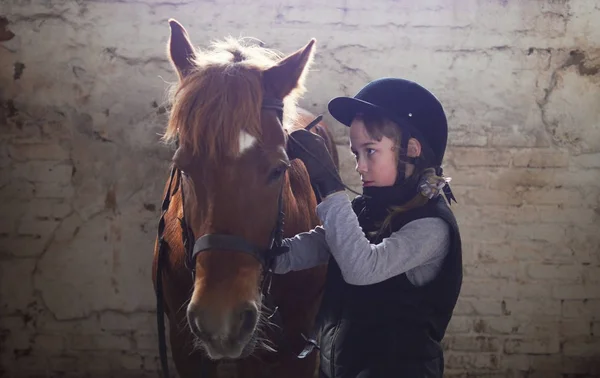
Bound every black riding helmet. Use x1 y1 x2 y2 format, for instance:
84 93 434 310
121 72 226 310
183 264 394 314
328 77 456 204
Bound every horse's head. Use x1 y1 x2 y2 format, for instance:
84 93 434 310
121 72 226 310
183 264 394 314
163 19 315 359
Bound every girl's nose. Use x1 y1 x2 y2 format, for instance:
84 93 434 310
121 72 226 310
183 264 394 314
356 157 367 174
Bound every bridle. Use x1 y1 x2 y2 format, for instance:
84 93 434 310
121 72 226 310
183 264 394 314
154 97 294 378
160 96 289 268
181 96 290 274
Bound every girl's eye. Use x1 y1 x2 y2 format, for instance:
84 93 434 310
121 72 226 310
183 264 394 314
367 148 376 155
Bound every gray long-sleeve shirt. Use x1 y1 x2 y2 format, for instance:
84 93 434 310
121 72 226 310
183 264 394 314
273 191 450 286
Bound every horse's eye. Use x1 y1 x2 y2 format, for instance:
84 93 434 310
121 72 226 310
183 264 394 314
268 164 288 183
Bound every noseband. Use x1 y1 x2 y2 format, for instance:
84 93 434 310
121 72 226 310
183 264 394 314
154 97 289 378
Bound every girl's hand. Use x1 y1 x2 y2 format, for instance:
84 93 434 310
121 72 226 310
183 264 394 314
287 129 345 199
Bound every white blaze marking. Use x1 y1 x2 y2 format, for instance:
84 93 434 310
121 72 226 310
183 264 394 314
239 131 257 154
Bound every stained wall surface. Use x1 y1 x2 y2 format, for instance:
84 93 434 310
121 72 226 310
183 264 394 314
1 0 599 377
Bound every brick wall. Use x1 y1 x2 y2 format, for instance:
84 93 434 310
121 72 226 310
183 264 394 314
1 0 599 377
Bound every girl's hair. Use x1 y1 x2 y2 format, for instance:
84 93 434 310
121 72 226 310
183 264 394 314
378 167 438 235
355 112 443 236
355 112 402 162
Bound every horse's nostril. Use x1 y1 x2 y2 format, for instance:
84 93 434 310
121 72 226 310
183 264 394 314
187 301 258 346
237 303 258 338
241 308 255 325
187 305 210 339
187 307 201 334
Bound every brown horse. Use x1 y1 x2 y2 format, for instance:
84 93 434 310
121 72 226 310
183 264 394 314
152 19 338 378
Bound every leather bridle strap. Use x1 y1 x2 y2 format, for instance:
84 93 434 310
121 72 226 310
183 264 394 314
188 177 289 272
155 165 178 378
192 232 281 269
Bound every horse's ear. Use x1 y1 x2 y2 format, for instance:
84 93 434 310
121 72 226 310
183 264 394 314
263 39 316 98
168 19 196 80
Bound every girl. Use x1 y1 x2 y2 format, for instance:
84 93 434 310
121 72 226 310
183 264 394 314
275 77 463 378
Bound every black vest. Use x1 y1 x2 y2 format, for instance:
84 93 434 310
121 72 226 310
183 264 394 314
316 196 463 378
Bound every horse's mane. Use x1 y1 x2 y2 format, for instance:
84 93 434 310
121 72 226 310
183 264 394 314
162 37 306 160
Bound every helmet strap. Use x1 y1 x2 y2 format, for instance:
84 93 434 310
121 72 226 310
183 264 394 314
394 129 412 185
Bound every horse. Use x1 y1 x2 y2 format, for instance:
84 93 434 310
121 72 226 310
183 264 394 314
151 19 339 378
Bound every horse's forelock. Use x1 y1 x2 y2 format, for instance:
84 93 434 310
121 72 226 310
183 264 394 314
163 37 302 161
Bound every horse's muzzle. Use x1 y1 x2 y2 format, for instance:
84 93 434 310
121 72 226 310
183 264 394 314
187 300 259 359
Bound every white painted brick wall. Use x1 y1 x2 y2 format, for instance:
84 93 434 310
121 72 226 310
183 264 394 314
1 0 599 377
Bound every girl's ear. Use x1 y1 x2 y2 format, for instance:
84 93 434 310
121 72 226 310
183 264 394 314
407 138 422 157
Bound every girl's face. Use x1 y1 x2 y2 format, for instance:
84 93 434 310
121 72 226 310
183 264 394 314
349 118 398 187
349 117 420 187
